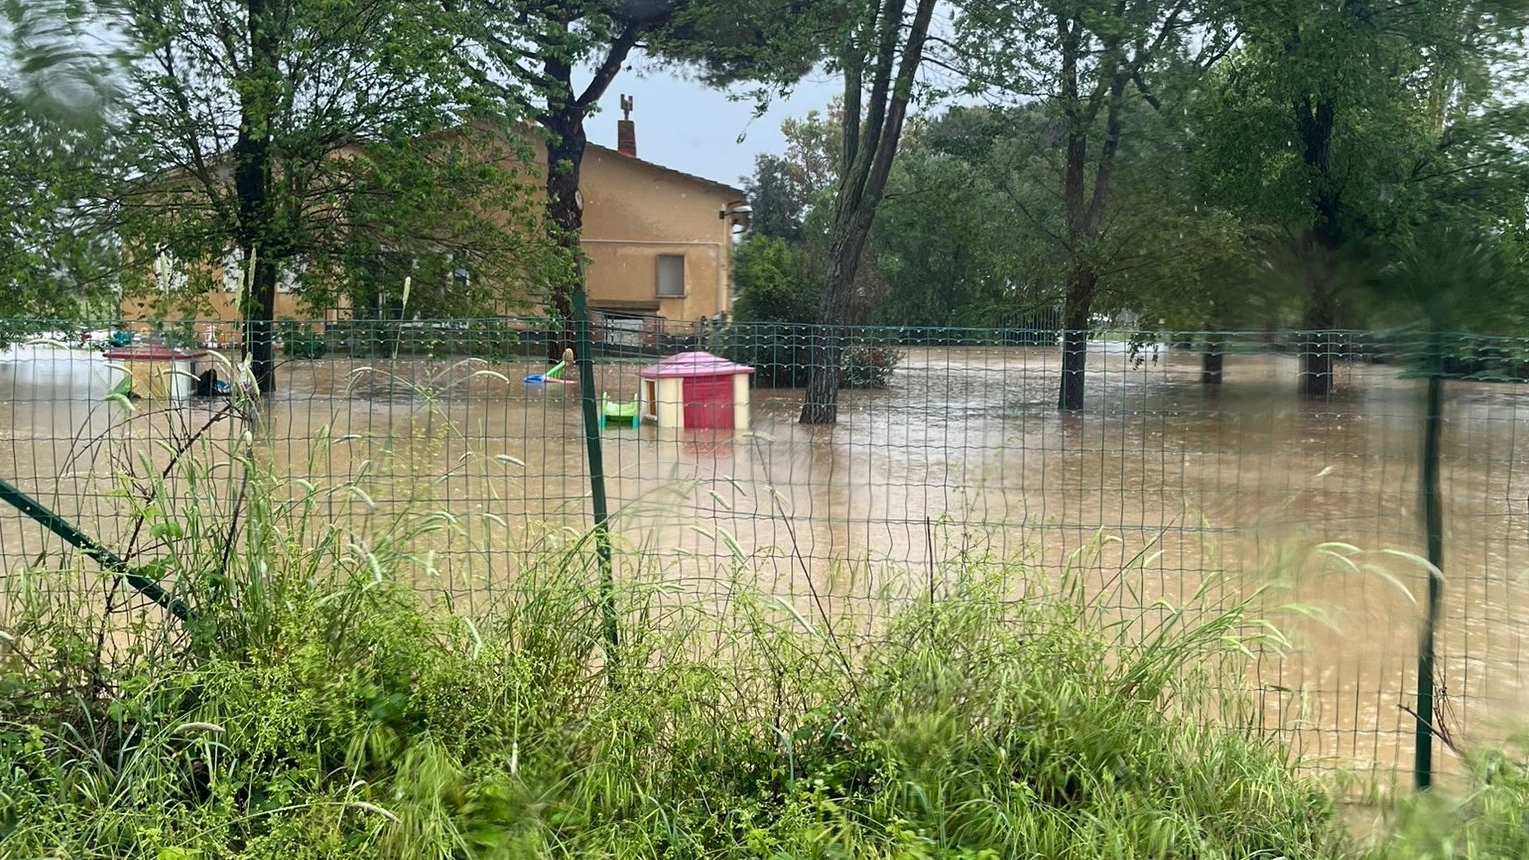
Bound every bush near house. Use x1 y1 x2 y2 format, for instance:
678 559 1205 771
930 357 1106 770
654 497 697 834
280 321 330 359
841 341 904 388
324 318 523 360
711 323 904 389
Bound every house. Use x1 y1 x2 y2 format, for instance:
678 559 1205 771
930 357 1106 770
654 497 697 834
579 102 750 334
120 102 750 341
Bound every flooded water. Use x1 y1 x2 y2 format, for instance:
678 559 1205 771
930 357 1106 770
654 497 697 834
3 340 1528 786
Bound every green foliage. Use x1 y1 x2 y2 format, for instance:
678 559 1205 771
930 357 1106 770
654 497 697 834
1364 740 1529 859
711 323 904 389
0 473 1359 859
711 322 817 387
869 126 1045 327
1189 0 1529 332
731 234 822 324
0 93 122 320
102 0 557 325
280 323 330 360
841 341 903 388
326 318 524 360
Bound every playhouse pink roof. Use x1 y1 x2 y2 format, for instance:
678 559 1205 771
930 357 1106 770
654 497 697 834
103 344 207 361
637 351 755 379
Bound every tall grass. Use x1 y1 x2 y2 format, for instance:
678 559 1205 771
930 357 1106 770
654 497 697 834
0 471 1356 857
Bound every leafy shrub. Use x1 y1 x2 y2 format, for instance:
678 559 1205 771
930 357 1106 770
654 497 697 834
710 321 813 387
711 323 904 389
280 322 330 359
730 235 822 325
841 341 904 388
329 318 522 360
1365 741 1529 858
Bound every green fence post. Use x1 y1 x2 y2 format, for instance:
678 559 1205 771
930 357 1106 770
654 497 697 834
571 279 618 654
0 476 194 623
1414 360 1444 790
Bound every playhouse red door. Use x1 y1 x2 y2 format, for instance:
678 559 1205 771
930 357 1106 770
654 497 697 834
682 375 734 429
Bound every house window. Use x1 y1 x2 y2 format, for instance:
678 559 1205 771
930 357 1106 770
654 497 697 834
656 254 685 298
217 248 300 293
154 249 187 293
221 248 244 293
277 263 299 294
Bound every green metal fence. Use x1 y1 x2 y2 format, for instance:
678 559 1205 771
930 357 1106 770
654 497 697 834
2 318 1527 791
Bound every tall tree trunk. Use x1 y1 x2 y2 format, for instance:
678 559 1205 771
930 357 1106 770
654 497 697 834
800 209 875 424
1295 94 1341 399
235 0 279 393
1057 267 1095 411
798 0 937 425
242 250 279 391
1052 13 1121 413
543 114 584 363
1202 339 1225 385
537 24 637 363
1300 279 1338 398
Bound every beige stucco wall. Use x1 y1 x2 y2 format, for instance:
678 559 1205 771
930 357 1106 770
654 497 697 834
577 147 741 322
121 289 317 343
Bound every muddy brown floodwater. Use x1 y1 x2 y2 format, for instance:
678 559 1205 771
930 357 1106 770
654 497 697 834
3 341 1528 787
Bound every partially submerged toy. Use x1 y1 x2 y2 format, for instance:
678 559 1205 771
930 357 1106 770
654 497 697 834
526 347 578 385
599 392 639 429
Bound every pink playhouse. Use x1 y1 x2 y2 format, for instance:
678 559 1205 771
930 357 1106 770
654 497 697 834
636 351 755 430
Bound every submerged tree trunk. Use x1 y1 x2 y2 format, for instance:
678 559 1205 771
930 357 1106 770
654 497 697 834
241 250 280 394
1201 340 1225 385
543 114 585 363
1300 295 1337 398
1057 267 1095 411
235 0 280 394
1051 13 1123 413
1295 94 1341 399
799 0 938 425
800 210 876 424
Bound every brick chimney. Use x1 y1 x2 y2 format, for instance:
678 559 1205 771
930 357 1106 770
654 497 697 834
617 94 636 157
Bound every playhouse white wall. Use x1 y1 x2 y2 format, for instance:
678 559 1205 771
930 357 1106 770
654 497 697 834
640 372 752 430
653 377 684 428
733 373 751 431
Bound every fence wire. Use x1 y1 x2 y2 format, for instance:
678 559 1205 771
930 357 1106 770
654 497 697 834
1 319 1527 791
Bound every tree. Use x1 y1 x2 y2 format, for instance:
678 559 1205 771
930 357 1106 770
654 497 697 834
731 233 821 323
0 96 122 322
1197 0 1529 396
0 1 133 323
798 0 939 424
867 136 1017 327
741 104 844 243
744 154 813 241
98 0 554 393
458 0 831 361
954 0 1234 411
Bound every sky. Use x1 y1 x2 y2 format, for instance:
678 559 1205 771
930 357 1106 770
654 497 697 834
579 60 842 190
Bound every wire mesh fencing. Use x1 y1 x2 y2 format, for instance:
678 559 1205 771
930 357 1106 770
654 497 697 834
1 319 1527 792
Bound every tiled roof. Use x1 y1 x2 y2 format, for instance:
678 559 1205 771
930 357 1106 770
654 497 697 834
585 142 745 198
